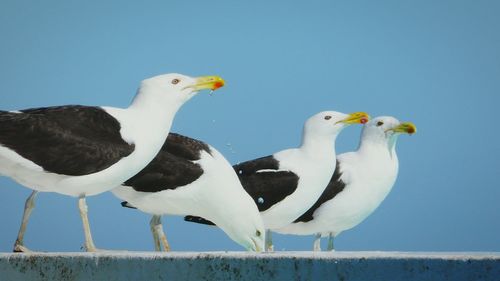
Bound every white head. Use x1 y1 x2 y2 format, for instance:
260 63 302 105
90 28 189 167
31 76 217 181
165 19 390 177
214 201 266 252
360 116 417 150
131 73 225 110
301 111 370 145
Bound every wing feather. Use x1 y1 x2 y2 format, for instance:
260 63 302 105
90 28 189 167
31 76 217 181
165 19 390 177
0 106 134 176
234 156 300 212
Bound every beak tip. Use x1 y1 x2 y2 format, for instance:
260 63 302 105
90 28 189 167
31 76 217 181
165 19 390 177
406 123 417 134
193 76 225 92
213 81 224 90
358 112 371 124
396 122 417 135
343 112 371 124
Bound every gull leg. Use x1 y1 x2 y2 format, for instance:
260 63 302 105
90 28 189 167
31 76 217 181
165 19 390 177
150 215 170 251
150 216 161 251
154 216 171 252
78 196 97 252
313 233 322 252
13 191 39 252
265 229 274 252
327 232 335 251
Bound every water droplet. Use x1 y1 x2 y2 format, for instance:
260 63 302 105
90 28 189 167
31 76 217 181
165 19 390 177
209 90 214 96
257 197 264 204
226 142 237 154
238 170 243 174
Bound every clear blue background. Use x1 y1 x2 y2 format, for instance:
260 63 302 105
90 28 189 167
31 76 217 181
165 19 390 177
0 0 499 252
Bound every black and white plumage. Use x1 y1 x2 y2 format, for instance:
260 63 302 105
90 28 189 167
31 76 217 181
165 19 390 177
184 110 369 251
234 156 300 212
276 116 417 251
0 106 135 179
0 73 224 252
112 133 265 252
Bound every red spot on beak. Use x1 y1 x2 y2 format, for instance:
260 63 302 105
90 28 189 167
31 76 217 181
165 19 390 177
360 117 368 124
212 81 224 90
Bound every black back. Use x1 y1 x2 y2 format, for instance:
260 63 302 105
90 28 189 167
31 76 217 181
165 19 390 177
294 160 346 223
183 155 301 228
0 106 134 176
123 133 212 193
163 133 212 161
234 155 300 212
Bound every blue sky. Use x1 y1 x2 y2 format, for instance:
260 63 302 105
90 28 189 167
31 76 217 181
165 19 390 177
0 0 499 252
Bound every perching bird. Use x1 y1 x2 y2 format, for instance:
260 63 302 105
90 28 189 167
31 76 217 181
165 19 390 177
184 110 369 251
0 73 224 252
275 116 416 251
112 133 265 252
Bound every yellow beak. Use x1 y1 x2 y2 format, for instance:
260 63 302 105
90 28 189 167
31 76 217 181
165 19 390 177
337 112 370 125
391 122 417 134
185 76 225 91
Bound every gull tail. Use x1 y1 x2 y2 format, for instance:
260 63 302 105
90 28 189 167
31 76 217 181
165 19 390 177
184 215 216 226
120 201 137 209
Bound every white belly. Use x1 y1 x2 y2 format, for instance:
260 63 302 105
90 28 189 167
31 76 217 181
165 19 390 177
277 170 397 236
111 149 256 219
0 143 163 197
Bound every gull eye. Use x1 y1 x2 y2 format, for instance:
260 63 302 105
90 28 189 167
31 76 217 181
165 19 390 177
256 230 261 237
377 121 384 127
324 116 332 120
171 79 180 85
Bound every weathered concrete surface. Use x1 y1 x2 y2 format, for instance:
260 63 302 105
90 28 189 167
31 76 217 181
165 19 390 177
0 251 498 281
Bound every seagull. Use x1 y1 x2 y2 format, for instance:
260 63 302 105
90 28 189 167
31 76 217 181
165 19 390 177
113 133 265 252
0 73 224 252
184 110 369 251
276 116 416 251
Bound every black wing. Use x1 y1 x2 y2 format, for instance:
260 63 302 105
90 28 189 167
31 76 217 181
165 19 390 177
293 160 346 223
183 155 301 227
234 155 300 212
123 133 211 193
163 133 212 160
0 106 134 176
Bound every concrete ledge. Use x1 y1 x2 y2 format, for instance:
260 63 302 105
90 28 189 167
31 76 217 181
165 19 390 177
1 252 499 281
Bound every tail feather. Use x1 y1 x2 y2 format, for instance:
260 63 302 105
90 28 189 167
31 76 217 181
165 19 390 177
184 215 216 226
120 201 137 209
